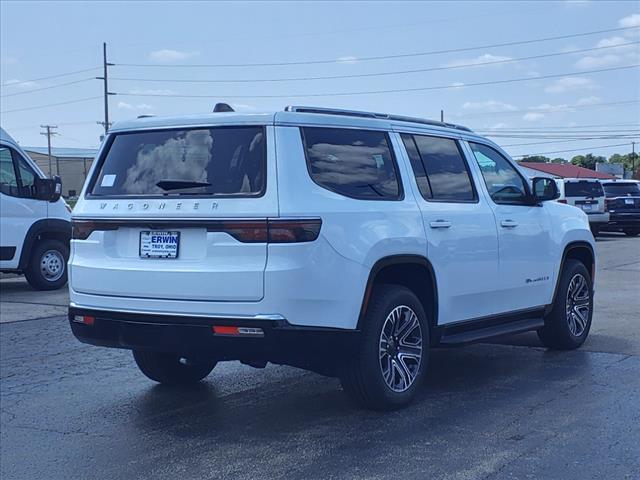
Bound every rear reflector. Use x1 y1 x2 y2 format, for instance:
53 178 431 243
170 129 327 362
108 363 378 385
212 326 264 337
72 315 95 326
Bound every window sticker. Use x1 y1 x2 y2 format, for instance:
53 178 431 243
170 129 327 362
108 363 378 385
101 174 116 187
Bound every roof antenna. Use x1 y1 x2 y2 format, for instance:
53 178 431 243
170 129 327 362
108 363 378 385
213 103 234 113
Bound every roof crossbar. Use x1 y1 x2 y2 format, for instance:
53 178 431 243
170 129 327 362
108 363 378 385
284 105 472 132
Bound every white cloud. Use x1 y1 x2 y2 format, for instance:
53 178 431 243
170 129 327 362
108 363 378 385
531 103 571 112
523 112 545 121
574 54 622 69
129 88 174 95
489 122 508 130
232 103 257 112
450 82 465 89
149 49 198 63
619 13 640 28
576 95 601 105
1 56 18 65
574 34 639 69
337 56 358 64
445 53 512 68
118 102 153 110
462 100 517 112
4 78 38 89
544 76 595 93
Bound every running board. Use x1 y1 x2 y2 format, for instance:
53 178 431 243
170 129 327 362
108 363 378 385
438 317 545 346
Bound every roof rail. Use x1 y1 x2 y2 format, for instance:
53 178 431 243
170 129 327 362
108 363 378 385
284 105 472 132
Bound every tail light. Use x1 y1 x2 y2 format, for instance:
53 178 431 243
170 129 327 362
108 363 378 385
72 220 117 240
72 218 322 243
604 199 611 211
558 199 567 204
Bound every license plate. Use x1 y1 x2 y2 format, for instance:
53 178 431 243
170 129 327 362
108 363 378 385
581 204 592 211
625 199 634 205
139 231 180 259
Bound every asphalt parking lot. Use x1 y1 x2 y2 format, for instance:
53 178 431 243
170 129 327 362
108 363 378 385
1 234 639 480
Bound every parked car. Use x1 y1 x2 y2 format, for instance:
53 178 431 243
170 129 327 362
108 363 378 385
554 178 609 236
68 106 596 410
600 179 640 236
0 128 71 290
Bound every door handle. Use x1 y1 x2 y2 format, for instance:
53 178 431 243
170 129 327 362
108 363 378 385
429 220 452 229
501 219 519 228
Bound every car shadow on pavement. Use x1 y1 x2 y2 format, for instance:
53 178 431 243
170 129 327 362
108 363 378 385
126 343 600 444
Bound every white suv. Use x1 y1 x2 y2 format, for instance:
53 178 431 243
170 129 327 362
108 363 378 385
69 106 596 410
1 128 71 290
555 178 609 236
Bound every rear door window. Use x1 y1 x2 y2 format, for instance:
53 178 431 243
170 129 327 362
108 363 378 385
564 181 604 197
401 133 476 202
602 183 640 197
301 127 402 200
89 126 266 197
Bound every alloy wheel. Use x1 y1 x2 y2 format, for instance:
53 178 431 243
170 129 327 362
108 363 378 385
565 273 590 336
379 305 423 392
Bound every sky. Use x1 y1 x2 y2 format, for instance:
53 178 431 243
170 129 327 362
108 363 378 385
1 0 639 160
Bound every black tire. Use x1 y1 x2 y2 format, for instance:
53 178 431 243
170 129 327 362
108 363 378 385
133 350 216 385
24 239 69 291
538 259 593 350
623 229 640 237
340 284 429 411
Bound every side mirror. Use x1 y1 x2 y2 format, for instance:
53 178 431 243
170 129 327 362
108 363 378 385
34 176 62 202
532 177 559 202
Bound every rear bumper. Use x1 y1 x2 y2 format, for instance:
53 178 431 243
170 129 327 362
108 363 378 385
603 213 640 230
585 212 609 225
69 306 358 374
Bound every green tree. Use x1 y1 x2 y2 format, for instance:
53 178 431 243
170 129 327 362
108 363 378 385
521 155 551 163
550 157 566 163
571 153 605 170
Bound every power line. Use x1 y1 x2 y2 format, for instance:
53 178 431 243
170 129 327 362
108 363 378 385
109 41 640 84
476 123 640 130
486 132 640 138
457 100 640 119
1 96 102 114
502 137 640 147
1 67 100 87
116 64 640 99
0 78 95 97
512 142 634 157
114 26 639 68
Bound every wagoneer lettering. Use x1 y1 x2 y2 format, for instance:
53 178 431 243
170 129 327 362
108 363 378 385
68 106 597 410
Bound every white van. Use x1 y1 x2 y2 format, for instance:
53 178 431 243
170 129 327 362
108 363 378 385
0 128 71 290
555 178 609 236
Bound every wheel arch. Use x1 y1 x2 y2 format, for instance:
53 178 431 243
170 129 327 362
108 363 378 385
547 241 595 315
18 218 71 270
357 255 438 333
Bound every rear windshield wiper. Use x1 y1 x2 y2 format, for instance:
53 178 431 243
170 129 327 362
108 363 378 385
156 179 212 191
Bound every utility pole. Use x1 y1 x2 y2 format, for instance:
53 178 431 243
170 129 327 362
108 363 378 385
440 110 444 122
633 141 636 179
96 42 115 135
40 125 59 177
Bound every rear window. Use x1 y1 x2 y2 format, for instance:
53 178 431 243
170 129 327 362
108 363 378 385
89 126 265 197
602 182 640 197
564 181 603 197
301 127 401 200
